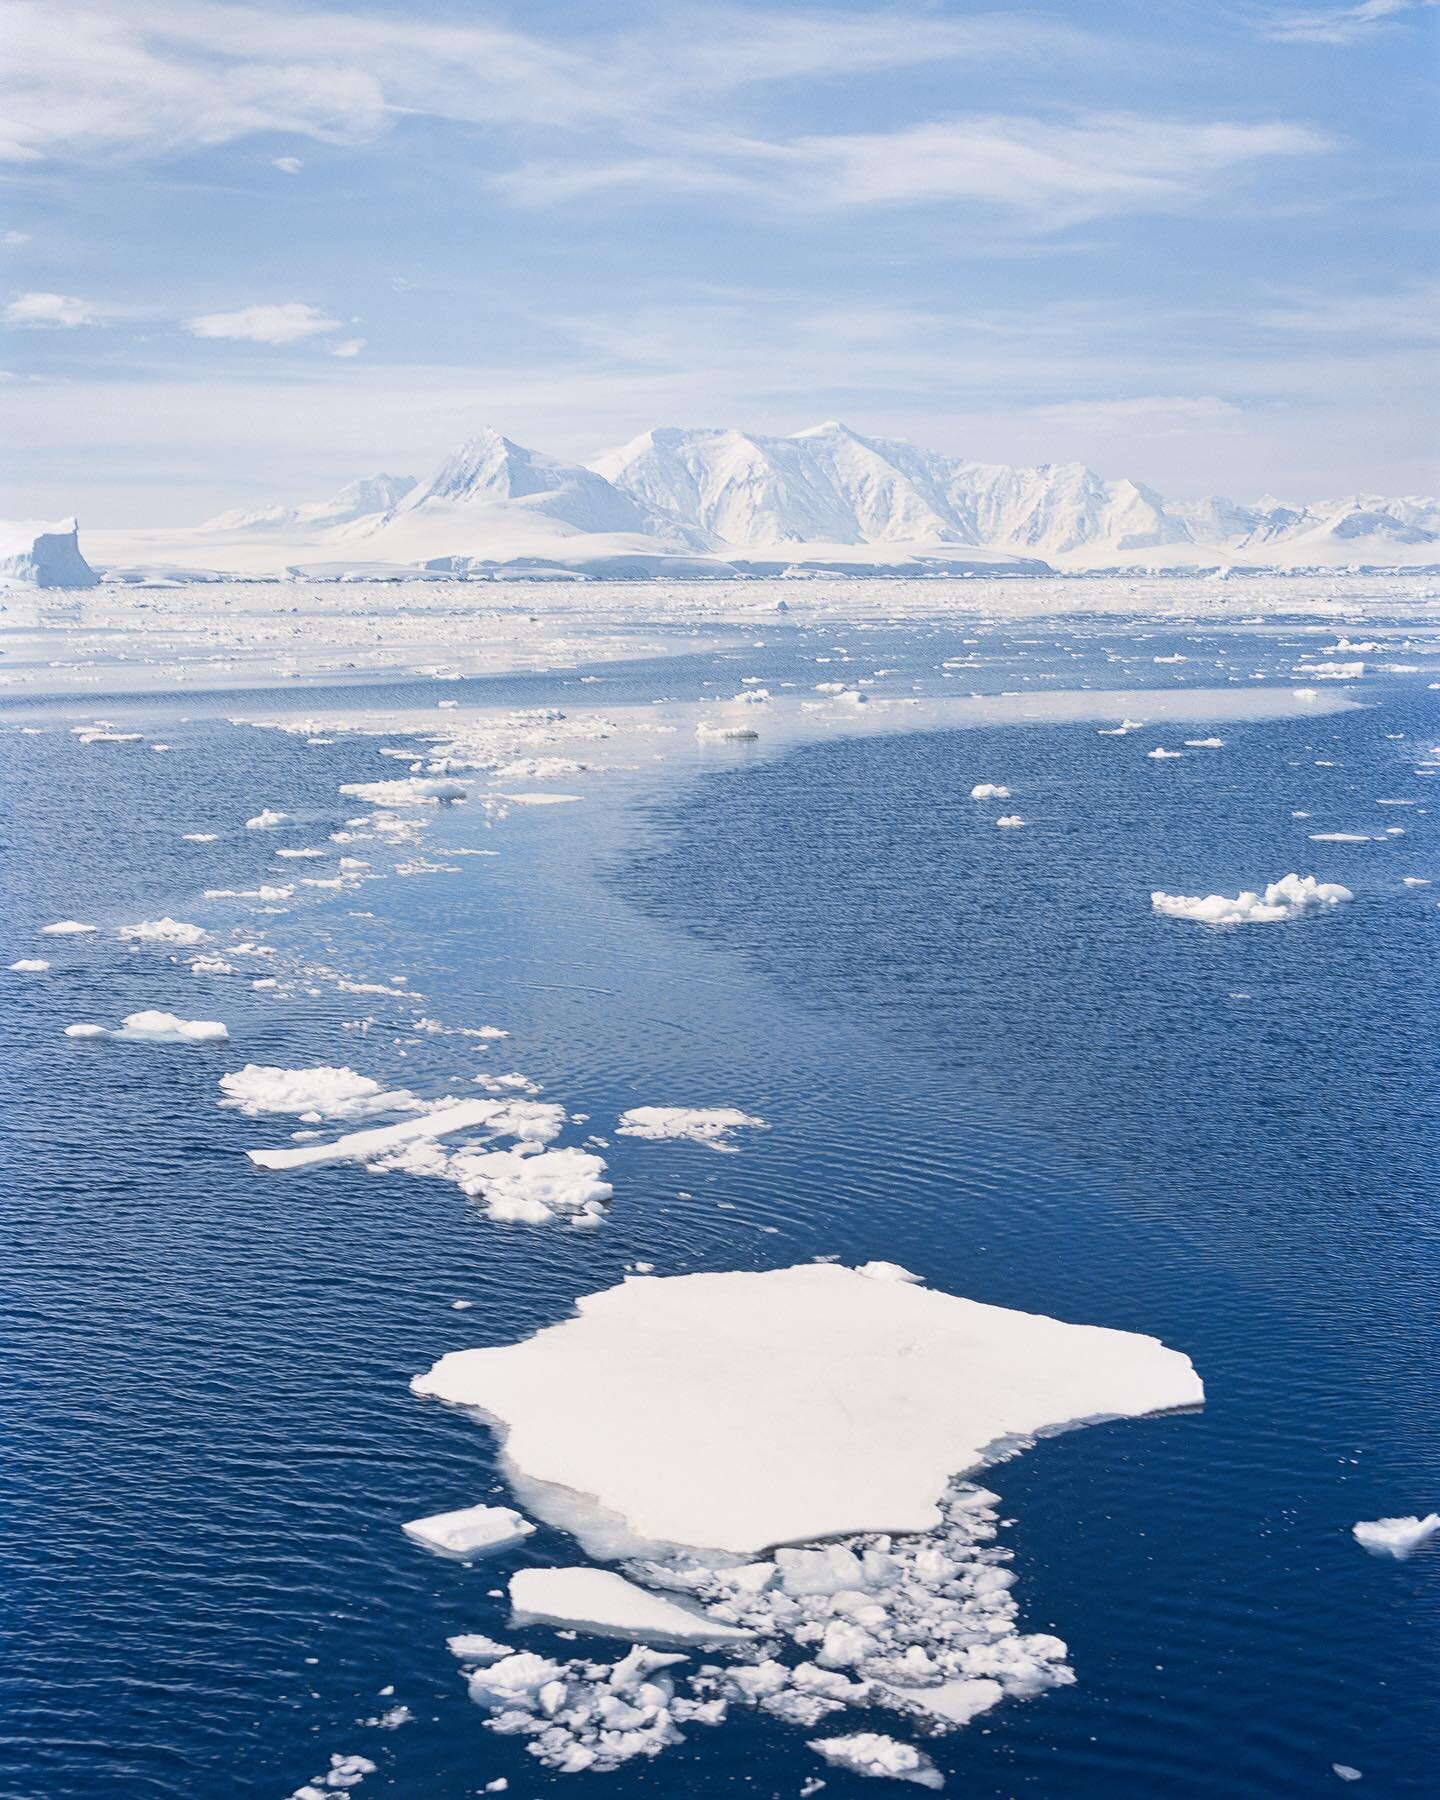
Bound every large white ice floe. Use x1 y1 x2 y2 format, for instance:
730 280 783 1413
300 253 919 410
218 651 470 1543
509 1568 756 1646
1351 1514 1440 1559
402 1503 535 1560
413 1262 1202 1555
418 1268 1200 1776
808 1731 944 1789
615 1106 767 1153
1151 873 1352 925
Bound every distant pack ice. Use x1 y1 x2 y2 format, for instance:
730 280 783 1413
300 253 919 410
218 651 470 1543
62 420 1440 584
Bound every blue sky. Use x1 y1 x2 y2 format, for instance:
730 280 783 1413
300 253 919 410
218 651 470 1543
2 0 1437 522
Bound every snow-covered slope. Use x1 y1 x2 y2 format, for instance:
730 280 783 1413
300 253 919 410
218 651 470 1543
593 422 1440 567
0 517 100 588
202 473 416 533
79 422 1440 581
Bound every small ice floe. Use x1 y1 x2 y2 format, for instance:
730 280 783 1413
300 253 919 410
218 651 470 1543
1097 717 1145 736
1333 1765 1362 1782
247 1099 510 1172
286 1752 376 1797
1309 833 1372 843
1184 737 1225 749
696 722 759 742
1351 1514 1440 1559
65 1010 228 1044
616 1106 767 1153
10 959 49 972
41 920 96 935
496 791 581 806
995 814 1025 828
275 847 327 859
218 1064 421 1121
1402 876 1431 887
117 918 209 946
969 783 1009 800
181 832 218 843
447 1633 513 1665
339 776 467 806
1151 874 1352 925
204 884 294 902
808 1732 942 1789
402 1503 535 1560
1146 747 1183 760
245 808 290 829
360 1705 412 1730
73 727 142 745
509 1567 756 1646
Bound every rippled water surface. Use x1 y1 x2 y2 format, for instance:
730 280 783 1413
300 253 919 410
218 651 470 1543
2 611 1437 1798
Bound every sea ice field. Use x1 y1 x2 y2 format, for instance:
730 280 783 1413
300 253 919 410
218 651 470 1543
1 575 1437 1797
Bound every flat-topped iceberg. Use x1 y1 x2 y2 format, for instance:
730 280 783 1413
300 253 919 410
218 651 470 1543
413 1262 1202 1555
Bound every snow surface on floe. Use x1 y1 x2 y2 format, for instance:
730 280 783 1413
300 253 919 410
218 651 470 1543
615 1107 766 1153
509 1568 756 1646
413 1262 1201 1555
1151 874 1352 925
402 1503 535 1560
1351 1514 1440 1559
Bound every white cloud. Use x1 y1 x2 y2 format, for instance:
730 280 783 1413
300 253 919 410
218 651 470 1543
3 229 31 246
1028 395 1246 434
330 337 366 358
1255 1 1436 46
501 113 1331 226
271 155 303 175
4 290 102 327
182 301 343 345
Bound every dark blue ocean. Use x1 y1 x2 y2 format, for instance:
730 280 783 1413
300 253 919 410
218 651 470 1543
2 613 1436 1798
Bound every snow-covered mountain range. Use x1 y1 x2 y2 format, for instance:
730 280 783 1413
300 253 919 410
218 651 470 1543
60 421 1440 584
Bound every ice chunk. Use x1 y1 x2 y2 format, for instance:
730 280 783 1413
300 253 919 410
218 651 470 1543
117 918 209 946
447 1633 514 1664
1152 874 1352 925
246 808 290 829
509 1567 755 1646
66 1010 229 1043
808 1731 942 1789
339 776 468 806
856 1260 921 1284
1351 1514 1439 1559
969 783 1010 800
41 920 96 935
10 959 49 972
218 1064 418 1120
412 1262 1202 1555
402 1503 535 1560
995 814 1025 828
615 1106 766 1152
247 1100 510 1172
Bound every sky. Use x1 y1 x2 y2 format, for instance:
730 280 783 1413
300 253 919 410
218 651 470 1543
1 0 1437 524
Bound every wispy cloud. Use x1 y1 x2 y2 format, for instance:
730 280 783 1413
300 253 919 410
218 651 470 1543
1254 0 1436 45
502 113 1331 226
4 290 104 327
182 301 343 345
